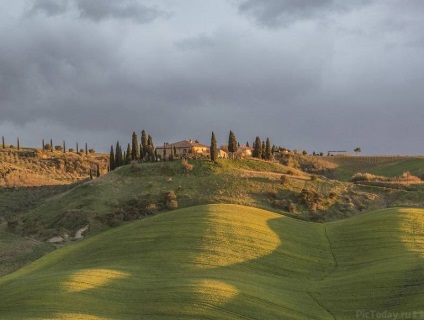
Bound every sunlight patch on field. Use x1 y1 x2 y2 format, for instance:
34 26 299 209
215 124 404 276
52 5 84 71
63 269 129 293
50 313 108 320
398 208 424 257
193 206 281 269
194 279 238 304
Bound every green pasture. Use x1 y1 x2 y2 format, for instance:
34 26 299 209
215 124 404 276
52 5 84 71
325 156 424 181
0 204 422 319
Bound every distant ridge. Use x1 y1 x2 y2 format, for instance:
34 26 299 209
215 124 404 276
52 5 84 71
0 147 108 187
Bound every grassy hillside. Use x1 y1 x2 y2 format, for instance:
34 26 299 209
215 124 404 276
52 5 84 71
6 158 424 242
0 185 75 221
322 156 424 181
0 230 54 277
0 185 78 277
10 159 350 239
0 204 423 319
0 147 108 187
320 207 424 317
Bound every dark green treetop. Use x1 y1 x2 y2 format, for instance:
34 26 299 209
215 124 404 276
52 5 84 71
210 131 218 162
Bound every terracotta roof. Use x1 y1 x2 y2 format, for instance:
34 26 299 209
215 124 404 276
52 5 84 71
192 142 209 148
173 140 193 148
239 146 252 150
156 140 208 149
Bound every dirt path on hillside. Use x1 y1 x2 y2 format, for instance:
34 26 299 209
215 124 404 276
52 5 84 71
240 169 310 181
75 225 89 239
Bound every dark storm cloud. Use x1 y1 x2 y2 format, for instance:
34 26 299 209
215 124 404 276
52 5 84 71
0 19 120 125
175 34 216 51
29 0 69 16
75 0 169 23
2 0 424 154
29 0 169 23
237 0 370 27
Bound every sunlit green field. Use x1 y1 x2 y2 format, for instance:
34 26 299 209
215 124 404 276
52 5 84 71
324 156 424 181
0 204 423 319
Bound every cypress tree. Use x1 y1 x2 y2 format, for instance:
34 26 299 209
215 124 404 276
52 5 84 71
261 141 266 159
253 136 261 158
115 142 123 167
115 142 119 167
126 143 131 164
89 169 93 180
141 130 147 160
147 134 154 161
131 131 139 161
228 130 238 159
163 143 167 161
85 143 88 155
265 138 272 160
169 144 174 161
50 139 53 152
96 163 101 177
120 146 124 166
246 141 249 148
2 136 5 149
63 141 66 153
42 139 45 151
76 143 79 154
109 145 115 170
210 131 217 162
17 137 20 150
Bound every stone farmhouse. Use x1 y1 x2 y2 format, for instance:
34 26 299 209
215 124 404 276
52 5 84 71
155 139 227 159
236 146 253 157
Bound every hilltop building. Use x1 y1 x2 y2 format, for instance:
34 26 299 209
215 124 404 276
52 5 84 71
156 139 227 159
236 146 253 158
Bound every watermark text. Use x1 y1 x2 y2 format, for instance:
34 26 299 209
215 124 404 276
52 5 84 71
356 310 424 319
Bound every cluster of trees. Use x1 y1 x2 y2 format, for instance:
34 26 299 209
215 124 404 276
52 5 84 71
1 136 95 155
107 129 362 171
40 139 94 155
1 136 21 150
109 130 155 171
162 143 178 162
252 136 272 160
209 131 273 161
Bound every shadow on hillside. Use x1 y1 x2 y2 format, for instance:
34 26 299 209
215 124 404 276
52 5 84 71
209 209 424 319
7 207 334 319
313 209 424 318
3 206 424 319
381 211 424 310
206 217 335 320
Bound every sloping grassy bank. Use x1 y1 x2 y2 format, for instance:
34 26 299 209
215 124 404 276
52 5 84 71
0 204 423 319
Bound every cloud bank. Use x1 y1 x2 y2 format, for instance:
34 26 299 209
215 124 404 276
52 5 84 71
0 0 424 155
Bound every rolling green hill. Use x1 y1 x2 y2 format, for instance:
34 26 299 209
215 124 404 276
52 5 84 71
6 158 424 242
0 204 423 319
8 159 353 240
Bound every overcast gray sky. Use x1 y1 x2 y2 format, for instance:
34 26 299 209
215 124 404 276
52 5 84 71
1 0 424 154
